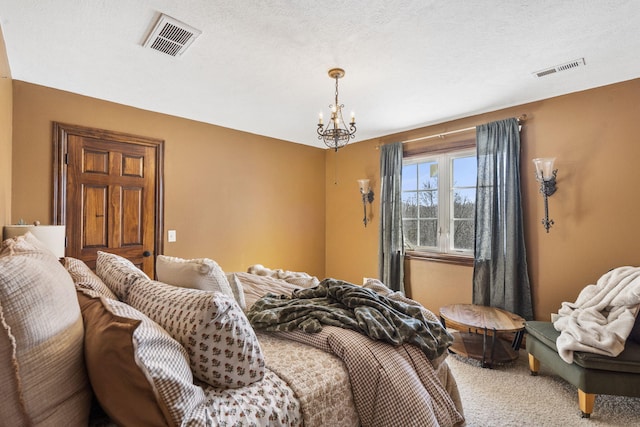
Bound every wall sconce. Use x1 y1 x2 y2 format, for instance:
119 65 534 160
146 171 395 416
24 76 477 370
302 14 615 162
532 158 557 233
357 179 374 227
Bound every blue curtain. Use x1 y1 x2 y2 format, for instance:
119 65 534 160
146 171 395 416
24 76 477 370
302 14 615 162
379 142 405 293
473 118 533 320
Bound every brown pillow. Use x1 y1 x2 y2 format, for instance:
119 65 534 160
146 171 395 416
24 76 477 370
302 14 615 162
77 289 207 426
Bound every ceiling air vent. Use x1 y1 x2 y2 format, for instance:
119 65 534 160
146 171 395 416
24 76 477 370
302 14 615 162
533 58 586 78
143 14 201 57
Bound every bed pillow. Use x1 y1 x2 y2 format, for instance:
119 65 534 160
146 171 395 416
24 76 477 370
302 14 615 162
127 278 265 389
65 257 118 299
96 251 150 301
247 264 320 288
226 272 247 310
156 255 234 295
0 234 92 426
77 289 207 426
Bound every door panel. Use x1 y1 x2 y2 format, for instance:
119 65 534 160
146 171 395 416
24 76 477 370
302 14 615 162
83 185 108 247
122 186 143 245
54 123 164 277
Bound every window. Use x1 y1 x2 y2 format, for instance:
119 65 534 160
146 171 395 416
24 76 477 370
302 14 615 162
402 149 476 256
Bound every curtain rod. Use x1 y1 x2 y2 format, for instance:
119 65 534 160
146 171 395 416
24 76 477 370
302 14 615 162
399 114 527 145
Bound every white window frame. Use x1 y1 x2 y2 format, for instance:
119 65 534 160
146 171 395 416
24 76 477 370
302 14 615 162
402 148 476 257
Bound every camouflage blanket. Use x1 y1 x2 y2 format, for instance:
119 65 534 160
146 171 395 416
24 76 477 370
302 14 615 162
247 278 453 360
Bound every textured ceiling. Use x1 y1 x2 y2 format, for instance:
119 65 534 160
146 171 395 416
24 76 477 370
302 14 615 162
1 1 639 148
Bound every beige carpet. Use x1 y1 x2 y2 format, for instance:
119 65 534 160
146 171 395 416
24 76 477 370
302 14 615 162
447 350 640 427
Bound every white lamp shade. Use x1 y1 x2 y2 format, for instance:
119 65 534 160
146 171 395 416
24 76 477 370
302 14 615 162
3 225 66 258
357 179 370 193
532 158 556 181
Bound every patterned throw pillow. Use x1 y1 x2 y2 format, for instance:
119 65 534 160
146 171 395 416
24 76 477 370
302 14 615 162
0 234 92 426
127 278 265 389
96 251 149 301
77 288 208 426
65 257 118 299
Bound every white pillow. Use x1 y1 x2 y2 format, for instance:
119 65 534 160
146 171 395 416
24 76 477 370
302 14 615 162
0 234 92 426
226 272 247 310
156 255 235 298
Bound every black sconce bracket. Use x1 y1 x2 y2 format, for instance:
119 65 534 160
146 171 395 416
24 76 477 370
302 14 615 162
361 190 374 227
537 170 557 233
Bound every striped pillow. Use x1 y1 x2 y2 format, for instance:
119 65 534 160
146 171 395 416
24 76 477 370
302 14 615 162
128 279 265 389
65 257 118 299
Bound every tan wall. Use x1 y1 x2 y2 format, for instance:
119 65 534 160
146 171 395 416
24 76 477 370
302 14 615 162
11 82 326 277
9 68 640 321
325 139 380 284
0 27 12 227
325 78 640 320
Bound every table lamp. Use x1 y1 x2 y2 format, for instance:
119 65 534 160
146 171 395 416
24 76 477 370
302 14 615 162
3 223 66 258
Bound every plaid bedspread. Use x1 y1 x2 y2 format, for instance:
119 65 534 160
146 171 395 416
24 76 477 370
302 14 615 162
272 326 465 427
247 278 453 360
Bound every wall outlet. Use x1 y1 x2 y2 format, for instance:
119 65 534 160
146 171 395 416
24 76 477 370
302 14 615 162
168 230 177 242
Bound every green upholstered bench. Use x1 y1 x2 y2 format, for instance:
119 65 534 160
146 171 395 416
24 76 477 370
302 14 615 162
525 320 640 418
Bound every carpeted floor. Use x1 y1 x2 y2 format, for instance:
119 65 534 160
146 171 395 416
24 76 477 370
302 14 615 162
446 350 640 427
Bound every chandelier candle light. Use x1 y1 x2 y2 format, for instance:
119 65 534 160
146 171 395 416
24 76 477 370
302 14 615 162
317 68 356 151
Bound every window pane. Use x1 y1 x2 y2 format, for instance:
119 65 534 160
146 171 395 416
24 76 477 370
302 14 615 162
453 156 476 187
419 190 438 218
453 188 475 218
402 164 417 191
402 192 417 217
403 219 417 247
418 162 437 190
453 219 474 250
419 219 438 247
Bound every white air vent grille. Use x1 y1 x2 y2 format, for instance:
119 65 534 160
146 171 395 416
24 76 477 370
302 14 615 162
534 58 586 78
144 14 201 57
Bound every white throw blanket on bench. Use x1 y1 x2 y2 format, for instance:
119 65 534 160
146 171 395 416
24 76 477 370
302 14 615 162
554 266 640 363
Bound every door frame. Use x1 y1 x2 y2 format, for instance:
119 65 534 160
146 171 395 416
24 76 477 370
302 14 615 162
52 122 165 261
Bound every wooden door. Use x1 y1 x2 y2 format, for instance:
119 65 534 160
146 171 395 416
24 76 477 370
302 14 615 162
54 123 164 277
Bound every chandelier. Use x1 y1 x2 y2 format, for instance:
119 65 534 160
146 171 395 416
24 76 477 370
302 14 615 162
317 68 356 151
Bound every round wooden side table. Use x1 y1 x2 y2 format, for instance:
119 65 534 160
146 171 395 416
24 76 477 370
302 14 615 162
439 304 525 368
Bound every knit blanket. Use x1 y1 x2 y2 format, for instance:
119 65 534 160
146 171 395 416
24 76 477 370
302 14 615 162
554 266 640 363
246 278 453 360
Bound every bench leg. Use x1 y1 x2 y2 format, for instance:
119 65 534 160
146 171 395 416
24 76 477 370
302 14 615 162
528 353 540 376
578 389 595 418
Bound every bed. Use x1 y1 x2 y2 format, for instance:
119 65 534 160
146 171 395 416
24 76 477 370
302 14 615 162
231 268 465 427
0 234 465 427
